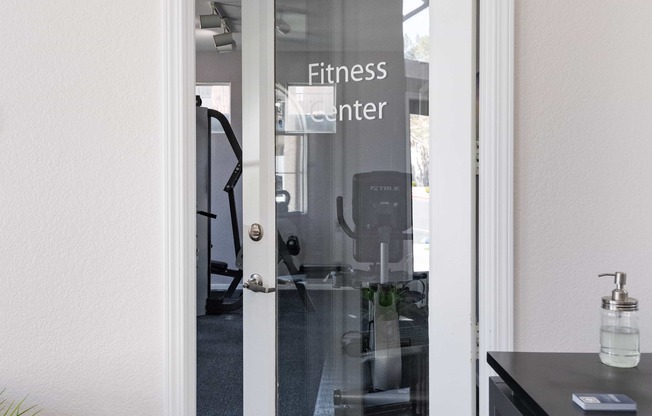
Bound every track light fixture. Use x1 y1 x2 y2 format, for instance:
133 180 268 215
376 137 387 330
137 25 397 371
199 2 225 29
200 2 236 52
214 32 236 52
199 13 222 29
213 17 235 52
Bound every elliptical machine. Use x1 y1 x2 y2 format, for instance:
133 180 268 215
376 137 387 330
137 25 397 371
332 171 429 415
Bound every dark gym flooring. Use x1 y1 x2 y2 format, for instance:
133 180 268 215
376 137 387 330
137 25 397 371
197 287 429 416
197 308 243 416
197 290 331 416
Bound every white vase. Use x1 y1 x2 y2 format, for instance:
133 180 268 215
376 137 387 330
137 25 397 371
372 292 402 390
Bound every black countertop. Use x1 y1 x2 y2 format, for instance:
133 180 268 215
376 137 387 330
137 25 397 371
487 352 652 416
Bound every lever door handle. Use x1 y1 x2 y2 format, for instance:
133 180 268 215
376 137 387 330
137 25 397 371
243 274 276 293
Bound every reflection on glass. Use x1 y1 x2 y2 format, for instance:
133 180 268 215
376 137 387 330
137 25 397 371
276 1 430 415
276 135 307 213
279 85 337 134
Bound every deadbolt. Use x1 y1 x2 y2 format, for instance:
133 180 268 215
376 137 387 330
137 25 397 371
249 223 264 241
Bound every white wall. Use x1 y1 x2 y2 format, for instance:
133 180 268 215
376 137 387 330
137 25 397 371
515 0 652 352
0 2 165 415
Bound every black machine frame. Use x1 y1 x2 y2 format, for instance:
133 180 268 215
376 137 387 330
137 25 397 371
196 109 244 313
198 108 314 313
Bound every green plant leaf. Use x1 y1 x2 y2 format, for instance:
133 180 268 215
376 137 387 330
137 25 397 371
0 391 40 416
2 400 16 416
17 404 41 416
361 287 375 301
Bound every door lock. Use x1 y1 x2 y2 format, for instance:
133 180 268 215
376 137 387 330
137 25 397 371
249 223 264 241
243 274 276 293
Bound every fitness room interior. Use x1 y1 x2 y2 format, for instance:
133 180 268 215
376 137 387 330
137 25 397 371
194 0 444 415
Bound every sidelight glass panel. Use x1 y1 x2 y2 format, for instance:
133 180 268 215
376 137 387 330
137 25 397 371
276 1 430 415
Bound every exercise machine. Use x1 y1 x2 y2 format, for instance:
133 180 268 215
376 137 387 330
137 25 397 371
196 103 314 314
331 171 429 415
196 106 244 314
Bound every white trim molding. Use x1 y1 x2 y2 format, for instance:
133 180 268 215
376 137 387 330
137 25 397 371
164 0 196 415
478 0 514 416
429 1 477 413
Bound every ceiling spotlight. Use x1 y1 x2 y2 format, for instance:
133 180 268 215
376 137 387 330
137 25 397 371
199 2 224 29
213 18 236 52
215 43 236 53
213 32 234 47
200 2 236 52
200 14 222 29
213 32 236 52
275 18 291 35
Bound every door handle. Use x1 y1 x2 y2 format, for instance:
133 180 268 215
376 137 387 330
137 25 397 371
243 274 276 293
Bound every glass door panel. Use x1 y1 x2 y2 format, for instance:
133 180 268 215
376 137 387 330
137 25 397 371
275 1 429 414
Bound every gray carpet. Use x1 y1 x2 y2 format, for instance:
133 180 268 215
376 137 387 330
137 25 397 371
197 290 330 416
197 310 243 416
197 288 428 415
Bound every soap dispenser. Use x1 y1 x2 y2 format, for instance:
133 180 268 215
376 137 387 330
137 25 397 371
599 272 640 368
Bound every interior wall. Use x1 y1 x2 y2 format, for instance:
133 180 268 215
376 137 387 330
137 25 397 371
0 2 165 415
514 0 652 352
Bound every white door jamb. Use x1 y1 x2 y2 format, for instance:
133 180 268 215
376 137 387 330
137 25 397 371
478 1 515 416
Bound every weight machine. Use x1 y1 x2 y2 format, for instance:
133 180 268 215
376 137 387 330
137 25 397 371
196 107 244 313
196 104 313 314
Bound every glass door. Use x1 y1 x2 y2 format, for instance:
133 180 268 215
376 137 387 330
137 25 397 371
274 1 430 415
242 1 475 415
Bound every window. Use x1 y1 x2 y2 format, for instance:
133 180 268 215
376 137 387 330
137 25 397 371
274 85 312 214
404 0 430 272
275 135 306 213
196 83 231 133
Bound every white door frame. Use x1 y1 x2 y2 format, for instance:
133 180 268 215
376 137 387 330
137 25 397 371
429 1 477 414
241 1 277 414
163 0 196 413
478 1 515 415
162 0 514 414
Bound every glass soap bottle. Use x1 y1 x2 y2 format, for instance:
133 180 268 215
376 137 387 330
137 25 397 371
599 272 640 368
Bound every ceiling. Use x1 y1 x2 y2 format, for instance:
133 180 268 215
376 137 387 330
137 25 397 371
195 0 425 54
195 0 310 53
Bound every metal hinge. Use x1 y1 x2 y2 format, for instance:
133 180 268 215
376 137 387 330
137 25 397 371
475 323 480 359
476 139 480 176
